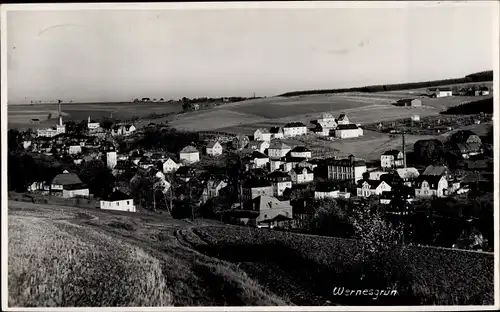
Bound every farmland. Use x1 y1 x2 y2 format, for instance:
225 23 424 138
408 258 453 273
183 225 494 305
8 102 183 130
8 201 493 306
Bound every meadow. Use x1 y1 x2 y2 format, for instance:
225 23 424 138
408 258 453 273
8 201 286 307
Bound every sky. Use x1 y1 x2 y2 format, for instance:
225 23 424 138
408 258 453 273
5 3 497 104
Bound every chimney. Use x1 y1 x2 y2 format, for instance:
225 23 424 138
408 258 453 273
88 116 91 123
402 131 407 168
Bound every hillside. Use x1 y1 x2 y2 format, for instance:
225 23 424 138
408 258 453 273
279 70 493 97
8 201 494 307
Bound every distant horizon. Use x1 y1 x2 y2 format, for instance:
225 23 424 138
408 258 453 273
7 68 493 105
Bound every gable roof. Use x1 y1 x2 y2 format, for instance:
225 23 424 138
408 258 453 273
422 165 449 176
243 195 291 211
284 122 307 128
52 172 82 185
251 151 269 159
269 127 283 134
382 149 402 157
319 112 334 120
291 166 313 174
243 178 272 188
416 175 445 189
267 171 291 179
336 124 359 130
102 191 132 201
358 179 385 189
255 128 270 134
206 141 221 148
180 145 198 153
338 114 348 120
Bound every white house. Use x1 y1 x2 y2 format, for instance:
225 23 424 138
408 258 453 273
68 145 82 155
317 112 338 127
327 155 367 183
267 142 292 159
411 115 420 122
254 128 272 142
202 179 228 203
381 150 404 169
333 124 363 139
247 151 269 168
87 116 100 130
50 170 89 198
269 159 293 173
179 146 200 164
206 141 223 156
289 146 312 159
365 171 387 180
100 191 136 212
269 127 284 139
266 171 292 197
356 180 392 198
394 167 420 186
427 88 452 98
112 124 136 136
162 158 181 173
415 175 448 198
315 189 340 200
283 122 308 138
247 141 270 154
289 167 314 184
36 117 66 138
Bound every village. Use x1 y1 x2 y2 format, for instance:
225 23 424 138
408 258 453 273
9 93 493 239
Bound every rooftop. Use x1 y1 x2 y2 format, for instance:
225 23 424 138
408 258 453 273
180 145 199 153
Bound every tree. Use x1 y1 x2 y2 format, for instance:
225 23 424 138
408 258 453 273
8 129 21 151
101 118 114 130
413 139 447 166
307 198 352 238
77 160 115 198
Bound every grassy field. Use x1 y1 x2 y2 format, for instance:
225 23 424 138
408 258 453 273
8 201 494 306
8 102 183 130
8 201 286 307
185 225 494 305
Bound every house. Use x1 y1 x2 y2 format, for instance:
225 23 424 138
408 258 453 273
175 166 196 182
50 170 89 198
289 167 314 185
162 158 181 173
266 171 292 197
314 183 340 200
337 114 350 125
232 135 250 150
269 127 284 139
289 146 312 159
356 180 392 198
317 112 338 128
247 141 270 154
237 195 293 226
179 145 200 164
332 124 363 139
449 130 483 159
28 181 50 194
245 151 269 169
427 87 452 98
475 87 490 96
415 175 448 198
363 171 387 180
100 191 136 212
267 141 292 159
312 124 332 137
411 115 420 122
206 141 223 156
394 99 422 107
394 167 420 186
68 145 82 155
242 178 273 202
254 128 272 142
283 122 308 138
327 155 367 183
202 179 228 203
380 150 404 169
269 158 293 173
87 116 100 130
112 124 136 136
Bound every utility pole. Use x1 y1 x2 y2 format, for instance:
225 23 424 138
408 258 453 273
402 130 407 168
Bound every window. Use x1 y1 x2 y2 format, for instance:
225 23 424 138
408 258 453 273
117 202 120 206
127 201 130 205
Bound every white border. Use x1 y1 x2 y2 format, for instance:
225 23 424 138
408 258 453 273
1 1 499 311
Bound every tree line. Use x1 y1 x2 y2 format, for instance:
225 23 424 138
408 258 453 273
280 70 493 97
